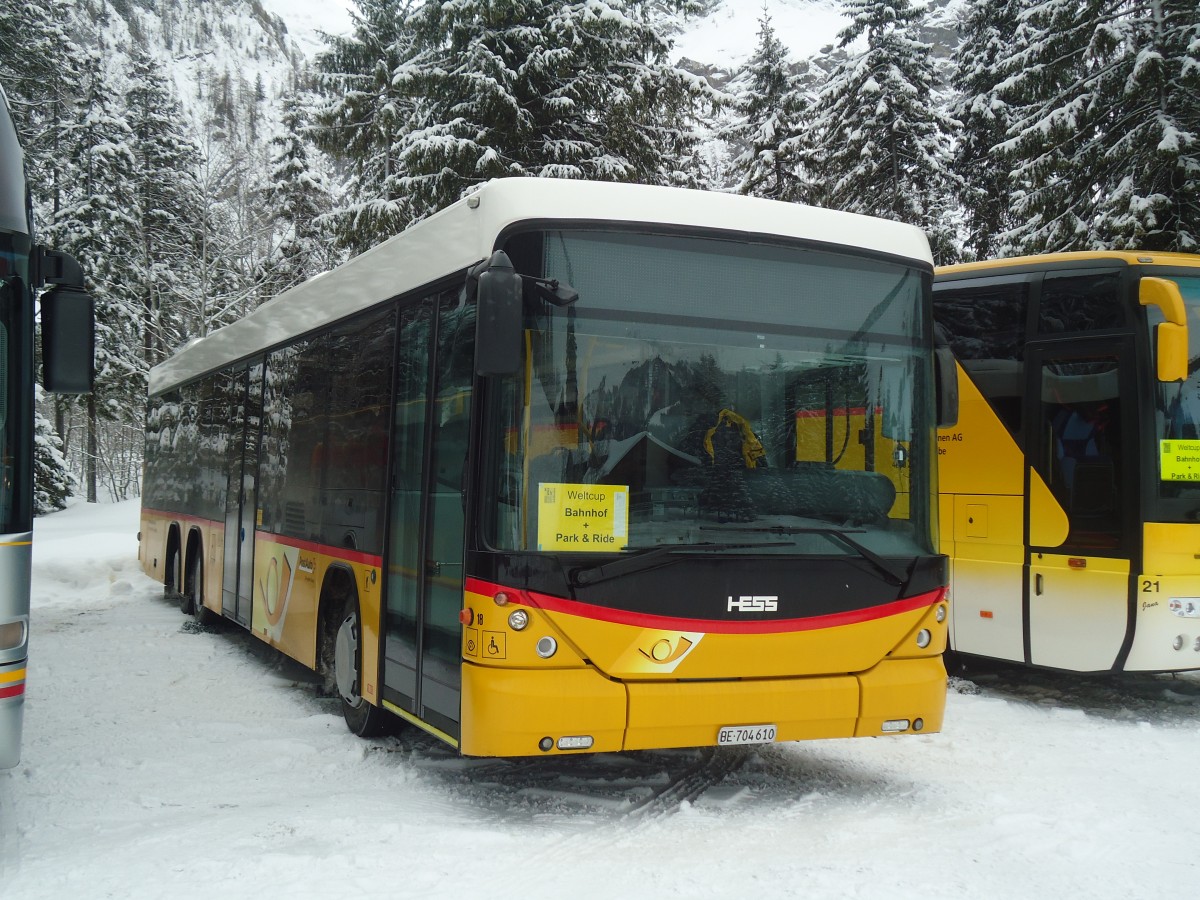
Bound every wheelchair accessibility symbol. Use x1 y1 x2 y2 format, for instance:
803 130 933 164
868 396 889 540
483 631 506 659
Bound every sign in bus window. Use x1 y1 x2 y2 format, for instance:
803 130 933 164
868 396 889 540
1160 440 1200 481
537 482 629 551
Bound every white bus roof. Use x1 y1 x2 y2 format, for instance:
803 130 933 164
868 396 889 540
1 84 30 236
149 178 933 394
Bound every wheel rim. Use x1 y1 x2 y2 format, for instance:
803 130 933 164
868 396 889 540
334 612 362 707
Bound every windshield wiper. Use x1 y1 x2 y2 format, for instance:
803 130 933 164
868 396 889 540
570 541 790 587
701 525 908 587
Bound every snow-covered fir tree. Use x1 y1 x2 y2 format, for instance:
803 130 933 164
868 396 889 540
187 125 264 338
260 97 338 296
32 398 74 515
724 6 812 202
1089 1 1200 250
0 0 84 163
996 0 1200 252
311 0 416 255
950 0 1027 260
811 0 959 262
49 47 145 503
999 0 1112 252
125 49 203 367
389 0 718 226
2 0 93 501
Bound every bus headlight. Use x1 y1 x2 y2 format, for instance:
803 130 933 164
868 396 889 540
536 636 557 658
936 604 947 623
916 629 932 649
508 609 529 631
0 620 26 652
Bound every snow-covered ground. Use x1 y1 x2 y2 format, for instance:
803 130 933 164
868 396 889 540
3 500 1200 898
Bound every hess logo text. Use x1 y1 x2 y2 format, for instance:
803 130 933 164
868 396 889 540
727 595 778 613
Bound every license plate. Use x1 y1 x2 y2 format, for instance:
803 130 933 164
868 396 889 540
717 724 777 746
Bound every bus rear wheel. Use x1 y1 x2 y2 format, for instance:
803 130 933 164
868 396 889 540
184 555 214 627
164 540 183 603
333 598 391 738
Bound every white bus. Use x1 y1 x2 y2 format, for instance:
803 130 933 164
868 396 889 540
1 84 94 768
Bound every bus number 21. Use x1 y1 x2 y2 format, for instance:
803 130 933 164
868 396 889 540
1142 579 1160 593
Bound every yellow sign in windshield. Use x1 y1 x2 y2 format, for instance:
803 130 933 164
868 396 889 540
537 483 629 552
1160 440 1200 481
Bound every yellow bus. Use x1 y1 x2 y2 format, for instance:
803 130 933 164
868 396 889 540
140 178 952 756
935 251 1200 673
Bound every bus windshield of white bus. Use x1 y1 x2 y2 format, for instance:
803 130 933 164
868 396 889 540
1152 275 1200 511
487 229 934 560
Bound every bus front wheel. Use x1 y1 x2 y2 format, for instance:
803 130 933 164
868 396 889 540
333 598 391 738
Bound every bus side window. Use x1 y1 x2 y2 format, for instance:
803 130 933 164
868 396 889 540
933 282 1029 445
1038 273 1125 334
1039 356 1123 550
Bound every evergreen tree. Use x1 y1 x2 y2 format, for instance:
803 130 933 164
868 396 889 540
33 398 74 515
125 49 203 366
1000 0 1115 252
1090 1 1200 250
391 0 717 226
2 0 89 500
46 49 144 503
0 0 83 164
311 0 416 255
950 0 1027 260
185 126 265 339
811 0 958 261
724 6 812 202
995 0 1200 252
260 97 338 296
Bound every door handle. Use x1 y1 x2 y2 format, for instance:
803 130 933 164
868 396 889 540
1035 573 1044 595
425 560 463 577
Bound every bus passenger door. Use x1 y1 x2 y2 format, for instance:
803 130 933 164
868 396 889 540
1027 341 1133 671
382 294 472 740
221 363 263 627
419 297 474 733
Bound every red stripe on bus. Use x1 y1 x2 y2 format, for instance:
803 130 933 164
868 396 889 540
255 532 383 568
142 511 382 568
465 577 942 635
0 683 24 700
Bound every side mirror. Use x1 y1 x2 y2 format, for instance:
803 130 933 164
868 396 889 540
1140 276 1189 382
471 251 523 376
35 248 94 394
1154 322 1189 382
41 286 95 393
933 324 959 429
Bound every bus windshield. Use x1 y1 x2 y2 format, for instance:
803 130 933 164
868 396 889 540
488 229 934 559
1152 275 1200 515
